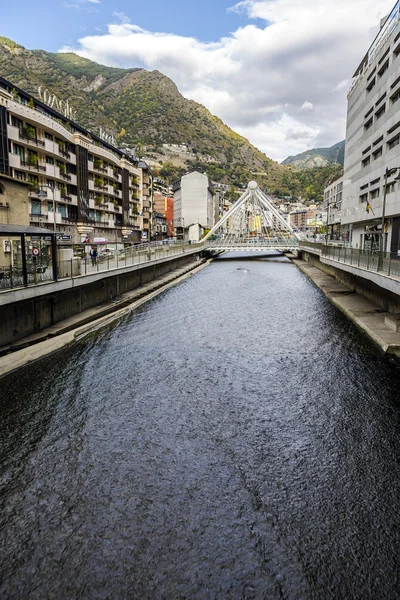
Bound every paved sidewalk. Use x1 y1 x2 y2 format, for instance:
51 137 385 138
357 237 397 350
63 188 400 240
294 259 400 357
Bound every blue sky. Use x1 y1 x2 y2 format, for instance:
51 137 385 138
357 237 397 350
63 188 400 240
1 0 395 161
2 0 250 53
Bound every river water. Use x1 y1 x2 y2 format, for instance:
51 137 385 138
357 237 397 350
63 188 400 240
1 256 400 599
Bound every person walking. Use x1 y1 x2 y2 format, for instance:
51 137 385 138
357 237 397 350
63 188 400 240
90 246 98 266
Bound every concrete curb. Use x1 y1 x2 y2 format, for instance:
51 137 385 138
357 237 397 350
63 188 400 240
0 259 212 379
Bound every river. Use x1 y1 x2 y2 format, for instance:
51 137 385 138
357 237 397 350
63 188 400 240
1 256 400 599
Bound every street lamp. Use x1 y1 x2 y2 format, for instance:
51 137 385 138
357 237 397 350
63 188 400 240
381 166 400 253
36 185 57 233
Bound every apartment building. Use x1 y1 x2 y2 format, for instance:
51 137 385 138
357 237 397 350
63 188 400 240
173 171 214 241
323 176 344 240
342 1 400 253
153 191 174 237
0 76 151 245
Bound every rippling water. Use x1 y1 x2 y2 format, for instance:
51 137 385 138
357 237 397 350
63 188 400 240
1 256 400 599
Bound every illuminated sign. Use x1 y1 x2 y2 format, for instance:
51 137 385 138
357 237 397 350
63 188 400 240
38 87 77 120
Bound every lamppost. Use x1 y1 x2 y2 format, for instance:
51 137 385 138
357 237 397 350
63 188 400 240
381 166 400 253
36 185 57 233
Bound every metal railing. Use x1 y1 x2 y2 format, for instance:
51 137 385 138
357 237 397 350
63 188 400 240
0 241 203 291
321 246 400 278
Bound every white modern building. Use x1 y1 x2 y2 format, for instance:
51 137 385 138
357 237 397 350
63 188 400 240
173 171 214 241
341 1 400 253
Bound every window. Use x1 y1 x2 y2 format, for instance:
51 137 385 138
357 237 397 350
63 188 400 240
372 146 382 160
393 42 400 58
46 156 54 165
378 48 390 64
375 92 386 106
45 132 53 141
375 104 386 119
359 193 368 203
391 74 400 89
11 116 23 132
373 136 383 146
58 204 67 217
31 199 41 215
385 182 396 194
14 170 26 181
388 134 400 150
370 188 379 199
13 144 25 159
46 179 54 190
366 78 376 92
362 156 371 167
89 209 95 220
378 59 389 77
388 120 400 134
365 117 373 131
370 178 380 186
362 145 371 155
48 201 54 212
391 88 400 104
360 183 368 190
364 107 373 119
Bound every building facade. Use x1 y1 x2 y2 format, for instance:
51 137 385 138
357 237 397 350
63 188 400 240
153 191 174 238
323 176 345 240
0 76 151 245
173 171 214 241
342 1 400 253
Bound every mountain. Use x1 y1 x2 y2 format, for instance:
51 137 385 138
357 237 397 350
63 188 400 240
0 36 282 185
0 36 342 200
281 140 345 169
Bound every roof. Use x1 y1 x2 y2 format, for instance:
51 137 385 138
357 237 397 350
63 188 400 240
0 224 57 236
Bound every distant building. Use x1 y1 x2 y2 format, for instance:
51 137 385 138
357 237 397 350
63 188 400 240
173 171 214 241
153 211 167 240
153 191 174 238
323 176 344 240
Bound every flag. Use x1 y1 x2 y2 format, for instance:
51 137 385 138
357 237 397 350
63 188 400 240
366 201 375 215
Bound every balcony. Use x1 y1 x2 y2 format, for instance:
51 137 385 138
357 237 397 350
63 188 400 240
19 133 45 147
21 160 46 173
58 146 70 159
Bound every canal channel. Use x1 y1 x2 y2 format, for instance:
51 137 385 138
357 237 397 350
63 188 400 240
1 256 400 599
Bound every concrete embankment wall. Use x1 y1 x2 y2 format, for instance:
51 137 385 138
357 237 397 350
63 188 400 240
1 254 198 347
299 250 400 314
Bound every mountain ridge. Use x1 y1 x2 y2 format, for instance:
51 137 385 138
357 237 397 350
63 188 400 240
281 140 345 169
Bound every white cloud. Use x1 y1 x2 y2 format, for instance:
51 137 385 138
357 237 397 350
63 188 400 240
63 0 100 10
300 102 314 112
59 0 395 162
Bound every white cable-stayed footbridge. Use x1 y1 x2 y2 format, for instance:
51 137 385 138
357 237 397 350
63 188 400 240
202 181 300 253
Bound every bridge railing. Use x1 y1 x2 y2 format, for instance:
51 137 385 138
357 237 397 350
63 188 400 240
205 237 299 248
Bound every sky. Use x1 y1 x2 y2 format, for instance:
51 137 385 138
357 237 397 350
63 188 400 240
1 0 397 162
